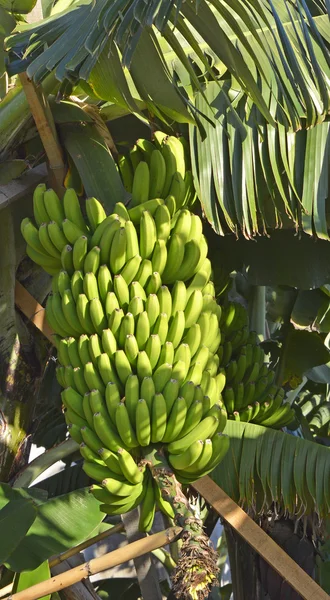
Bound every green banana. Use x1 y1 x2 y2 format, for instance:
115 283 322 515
135 398 151 446
120 255 142 286
140 376 156 412
154 203 171 241
44 189 65 225
145 335 161 370
149 149 166 198
84 361 105 393
150 392 167 442
32 183 48 226
63 188 89 234
115 402 138 448
99 218 121 265
84 246 100 275
98 265 113 303
117 448 143 484
105 381 121 423
167 415 219 454
162 396 187 443
124 374 140 424
124 219 140 261
109 226 127 274
131 161 150 207
85 197 106 232
114 274 130 309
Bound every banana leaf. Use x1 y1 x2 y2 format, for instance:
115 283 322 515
5 0 330 130
213 420 330 519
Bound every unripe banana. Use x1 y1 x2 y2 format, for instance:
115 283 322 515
162 233 185 283
97 353 119 387
60 244 74 275
167 415 219 454
138 477 155 532
171 281 187 315
160 142 177 197
63 188 89 234
139 210 157 259
98 265 113 303
135 398 151 446
120 255 142 286
76 294 95 334
88 332 101 367
149 149 166 198
128 295 144 318
124 334 139 365
64 365 75 389
117 448 143 484
175 239 201 282
179 400 204 437
44 189 65 225
172 209 192 243
135 258 153 288
182 323 202 358
67 423 83 444
145 294 160 328
39 223 61 258
73 367 89 396
82 461 111 483
167 310 185 348
57 338 70 366
153 362 173 393
125 219 140 260
137 351 152 380
66 337 83 368
105 381 121 423
172 359 189 385
125 374 140 424
33 183 48 226
99 218 121 265
185 438 213 475
135 311 150 350
118 153 134 193
169 439 204 471
84 361 105 393
128 198 164 224
164 194 176 217
113 202 130 222
93 411 124 452
168 172 186 208
115 402 138 448
152 312 169 345
145 272 162 295
62 218 87 246
140 376 156 412
84 246 100 275
145 335 161 370
151 239 167 276
78 334 92 365
90 297 107 334
86 197 106 232
46 221 68 254
184 290 204 329
163 378 180 414
162 396 187 443
105 291 120 317
52 292 78 335
46 295 70 337
131 161 150 207
108 308 124 340
61 387 85 419
154 204 171 241
130 280 147 302
157 285 172 317
150 392 167 442
61 289 84 335
81 425 103 453
89 388 109 421
110 226 127 274
57 270 71 297
72 236 88 271
157 341 174 368
114 274 129 309
119 313 135 348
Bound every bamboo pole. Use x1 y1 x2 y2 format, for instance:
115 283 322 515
49 523 125 568
5 527 182 600
14 281 54 342
19 73 66 197
193 477 330 600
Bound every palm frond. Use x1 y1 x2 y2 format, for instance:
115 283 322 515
5 0 330 129
213 420 330 519
189 81 330 238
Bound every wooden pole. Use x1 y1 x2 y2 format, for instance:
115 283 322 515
5 527 182 600
14 281 54 342
193 477 330 600
19 73 66 197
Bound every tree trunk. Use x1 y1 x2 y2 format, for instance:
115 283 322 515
0 206 50 482
224 516 316 600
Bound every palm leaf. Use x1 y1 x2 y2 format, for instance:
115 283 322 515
5 0 330 129
213 420 330 519
190 80 330 238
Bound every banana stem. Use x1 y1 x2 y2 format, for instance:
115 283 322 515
144 448 219 600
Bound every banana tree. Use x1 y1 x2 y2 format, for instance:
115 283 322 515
1 0 330 598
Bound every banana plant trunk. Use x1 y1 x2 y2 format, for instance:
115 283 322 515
224 517 316 600
0 206 49 482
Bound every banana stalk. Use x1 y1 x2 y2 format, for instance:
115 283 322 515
144 447 219 600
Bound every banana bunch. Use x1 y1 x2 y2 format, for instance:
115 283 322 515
117 132 195 210
218 302 295 429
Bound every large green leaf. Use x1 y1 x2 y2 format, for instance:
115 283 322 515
190 81 330 239
5 1 330 130
5 488 104 572
213 420 330 518
59 121 126 213
0 497 37 564
14 561 50 600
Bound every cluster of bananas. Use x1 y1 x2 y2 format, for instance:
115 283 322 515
218 302 295 428
21 134 231 529
117 132 195 210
